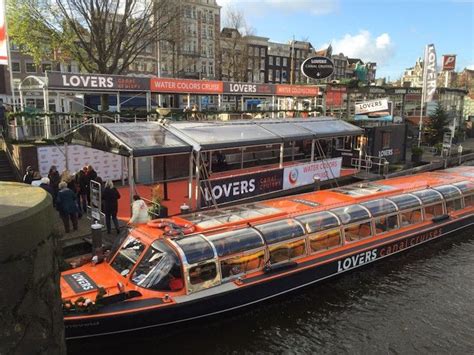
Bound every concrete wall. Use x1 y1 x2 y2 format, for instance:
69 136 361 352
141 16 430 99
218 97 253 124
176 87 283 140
0 182 66 354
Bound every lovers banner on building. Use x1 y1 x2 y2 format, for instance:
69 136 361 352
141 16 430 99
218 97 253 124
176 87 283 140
47 72 150 92
423 44 437 103
200 169 284 207
282 158 342 190
37 145 125 181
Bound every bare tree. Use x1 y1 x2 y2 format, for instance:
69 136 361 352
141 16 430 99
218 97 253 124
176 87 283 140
219 6 253 82
8 0 177 109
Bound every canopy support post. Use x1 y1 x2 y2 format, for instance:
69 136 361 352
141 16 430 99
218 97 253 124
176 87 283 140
128 155 135 216
218 94 222 110
188 152 193 206
272 95 276 118
117 92 121 113
146 91 151 114
43 86 51 139
311 139 315 162
279 143 284 168
195 151 201 211
121 156 125 186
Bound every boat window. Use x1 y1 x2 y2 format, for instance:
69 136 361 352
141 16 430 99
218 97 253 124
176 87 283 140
269 239 306 264
207 228 264 257
309 229 341 253
331 205 370 224
220 250 265 279
424 203 444 219
110 236 146 277
189 262 218 285
344 221 372 242
254 219 305 244
446 199 463 212
464 194 474 207
412 189 443 205
361 199 397 216
434 185 462 200
131 240 184 291
295 211 339 233
388 194 421 210
374 215 399 234
175 235 215 264
400 209 423 226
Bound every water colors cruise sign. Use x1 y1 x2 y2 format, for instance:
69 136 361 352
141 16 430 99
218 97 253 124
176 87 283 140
151 78 223 94
47 72 150 92
283 158 342 190
301 56 334 80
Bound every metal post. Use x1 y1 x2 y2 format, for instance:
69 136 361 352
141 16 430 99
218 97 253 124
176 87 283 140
241 96 245 112
218 94 222 110
311 139 315 162
279 143 284 168
272 95 276 118
121 156 125 186
146 91 151 112
188 152 193 205
187 93 191 108
64 142 69 170
43 86 51 139
195 151 201 210
116 92 121 113
128 155 135 216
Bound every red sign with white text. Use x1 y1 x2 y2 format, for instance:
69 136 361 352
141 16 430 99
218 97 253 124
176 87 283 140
442 55 456 71
275 84 319 97
326 86 346 107
150 78 223 94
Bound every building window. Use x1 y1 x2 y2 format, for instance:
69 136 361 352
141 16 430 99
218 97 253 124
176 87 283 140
276 57 280 66
283 57 287 66
282 70 287 82
201 61 207 74
382 132 390 149
208 62 214 75
11 62 20 72
260 58 265 70
25 62 36 73
260 48 265 57
254 47 259 57
268 70 273 82
269 56 273 65
42 63 52 73
208 25 214 38
276 69 280 82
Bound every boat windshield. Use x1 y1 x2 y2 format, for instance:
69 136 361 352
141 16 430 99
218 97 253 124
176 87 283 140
110 236 146 277
131 240 184 291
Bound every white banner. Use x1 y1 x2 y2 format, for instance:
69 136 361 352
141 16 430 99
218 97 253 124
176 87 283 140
283 157 342 190
423 44 437 103
355 98 389 115
37 145 125 181
0 0 8 65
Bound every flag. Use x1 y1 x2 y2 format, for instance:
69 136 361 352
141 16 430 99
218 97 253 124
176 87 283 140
0 0 7 66
423 44 437 103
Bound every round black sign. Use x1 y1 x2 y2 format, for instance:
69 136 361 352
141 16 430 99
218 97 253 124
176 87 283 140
301 56 335 80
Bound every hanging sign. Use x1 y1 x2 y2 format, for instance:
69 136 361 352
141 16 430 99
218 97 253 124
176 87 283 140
301 56 334 80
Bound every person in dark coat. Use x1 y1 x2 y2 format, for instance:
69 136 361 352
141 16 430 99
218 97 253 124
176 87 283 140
76 166 88 213
23 166 35 184
85 165 98 206
102 180 121 234
56 181 79 233
39 177 54 198
48 165 60 207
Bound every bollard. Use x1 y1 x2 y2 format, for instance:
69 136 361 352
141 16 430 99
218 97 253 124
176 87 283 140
313 175 321 191
91 223 103 252
180 203 191 215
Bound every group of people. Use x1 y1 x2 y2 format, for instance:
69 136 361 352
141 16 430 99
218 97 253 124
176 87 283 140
23 165 122 234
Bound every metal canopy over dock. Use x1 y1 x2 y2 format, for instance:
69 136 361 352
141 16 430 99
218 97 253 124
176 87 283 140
66 117 364 156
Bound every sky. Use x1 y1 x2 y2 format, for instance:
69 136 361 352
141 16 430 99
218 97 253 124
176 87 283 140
216 0 474 81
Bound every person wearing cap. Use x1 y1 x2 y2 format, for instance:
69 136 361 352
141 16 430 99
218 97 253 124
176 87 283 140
23 166 35 184
39 177 54 198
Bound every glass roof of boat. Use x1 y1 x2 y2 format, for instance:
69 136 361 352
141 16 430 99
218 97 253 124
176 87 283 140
294 211 339 233
174 235 215 264
331 204 370 224
452 181 474 194
333 183 394 197
434 185 462 199
206 228 264 257
186 203 282 229
253 219 305 244
361 198 398 216
412 189 443 204
388 194 421 210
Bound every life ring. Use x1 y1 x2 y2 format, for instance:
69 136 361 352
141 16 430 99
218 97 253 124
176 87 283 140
147 219 174 228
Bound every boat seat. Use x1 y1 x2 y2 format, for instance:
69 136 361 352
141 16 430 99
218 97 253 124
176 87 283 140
245 257 263 271
326 234 340 247
410 211 423 223
310 239 327 251
424 213 434 220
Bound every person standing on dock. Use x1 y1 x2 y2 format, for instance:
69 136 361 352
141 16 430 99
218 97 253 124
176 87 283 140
103 180 121 234
56 181 79 233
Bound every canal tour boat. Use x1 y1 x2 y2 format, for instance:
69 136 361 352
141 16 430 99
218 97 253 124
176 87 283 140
61 167 474 339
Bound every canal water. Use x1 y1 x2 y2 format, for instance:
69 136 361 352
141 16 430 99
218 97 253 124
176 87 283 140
68 231 474 354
